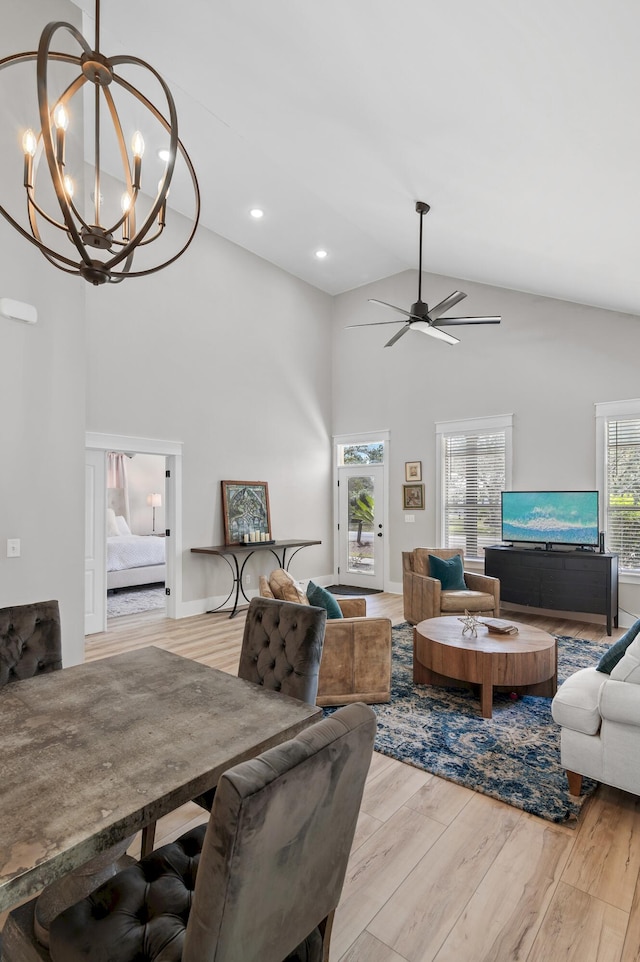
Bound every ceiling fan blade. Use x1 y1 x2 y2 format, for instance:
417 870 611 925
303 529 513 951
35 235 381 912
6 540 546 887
384 323 412 348
368 298 413 320
427 290 467 323
436 316 501 326
412 321 459 345
346 319 408 329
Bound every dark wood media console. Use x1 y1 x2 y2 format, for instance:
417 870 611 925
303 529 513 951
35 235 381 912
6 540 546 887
484 545 619 635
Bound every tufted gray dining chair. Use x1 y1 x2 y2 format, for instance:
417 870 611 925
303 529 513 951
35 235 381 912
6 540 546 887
48 702 377 962
0 600 62 687
236 595 327 700
190 596 327 813
141 596 327 856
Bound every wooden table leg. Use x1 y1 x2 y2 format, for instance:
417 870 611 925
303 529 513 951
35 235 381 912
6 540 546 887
479 654 493 719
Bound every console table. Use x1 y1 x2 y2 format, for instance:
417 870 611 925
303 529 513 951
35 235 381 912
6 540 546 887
484 545 619 635
191 539 321 618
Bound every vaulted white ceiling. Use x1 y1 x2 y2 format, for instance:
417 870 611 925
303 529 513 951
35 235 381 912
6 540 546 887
66 0 640 314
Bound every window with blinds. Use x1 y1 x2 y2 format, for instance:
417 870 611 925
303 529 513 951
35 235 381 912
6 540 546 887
441 429 507 559
605 417 640 570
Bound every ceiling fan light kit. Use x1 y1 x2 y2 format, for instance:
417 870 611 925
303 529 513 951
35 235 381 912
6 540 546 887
348 201 501 348
0 0 200 285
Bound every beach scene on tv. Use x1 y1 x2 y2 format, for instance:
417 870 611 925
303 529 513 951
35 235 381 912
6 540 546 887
502 491 599 546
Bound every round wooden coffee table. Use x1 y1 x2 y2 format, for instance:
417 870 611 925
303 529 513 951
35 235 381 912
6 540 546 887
413 616 557 718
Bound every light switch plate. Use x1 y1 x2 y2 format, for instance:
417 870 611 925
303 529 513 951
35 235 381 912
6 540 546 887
405 515 415 523
7 538 20 557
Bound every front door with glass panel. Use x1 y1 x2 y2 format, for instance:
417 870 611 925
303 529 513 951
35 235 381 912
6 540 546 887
338 463 384 590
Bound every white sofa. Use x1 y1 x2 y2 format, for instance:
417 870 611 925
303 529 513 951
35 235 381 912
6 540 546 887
551 625 640 797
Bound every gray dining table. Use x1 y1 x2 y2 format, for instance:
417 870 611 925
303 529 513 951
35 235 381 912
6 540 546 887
0 646 321 919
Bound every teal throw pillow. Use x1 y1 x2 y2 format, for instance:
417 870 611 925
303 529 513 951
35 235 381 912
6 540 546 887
597 619 640 674
428 553 467 591
306 581 343 620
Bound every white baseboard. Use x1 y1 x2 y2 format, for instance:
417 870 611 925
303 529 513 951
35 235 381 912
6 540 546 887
173 579 402 620
175 587 259 620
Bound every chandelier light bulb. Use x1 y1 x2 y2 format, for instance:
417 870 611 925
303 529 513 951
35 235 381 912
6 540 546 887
120 192 131 213
157 148 171 162
131 131 145 158
63 175 74 198
53 104 68 166
22 129 37 157
131 131 145 191
53 103 68 131
22 129 37 187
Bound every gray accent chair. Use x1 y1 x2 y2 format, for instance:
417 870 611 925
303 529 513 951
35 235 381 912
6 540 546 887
0 600 62 686
47 702 376 962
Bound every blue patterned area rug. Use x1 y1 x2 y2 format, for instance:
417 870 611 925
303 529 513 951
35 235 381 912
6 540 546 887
351 623 610 824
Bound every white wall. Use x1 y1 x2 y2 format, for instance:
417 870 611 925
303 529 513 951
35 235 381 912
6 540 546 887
0 0 86 664
333 269 640 620
85 221 335 606
4 1 640 637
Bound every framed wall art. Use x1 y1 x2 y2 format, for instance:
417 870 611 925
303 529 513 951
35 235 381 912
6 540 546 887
405 461 422 482
402 483 425 510
221 480 271 545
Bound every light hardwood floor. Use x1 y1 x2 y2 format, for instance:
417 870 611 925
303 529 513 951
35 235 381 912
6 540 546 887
80 597 640 961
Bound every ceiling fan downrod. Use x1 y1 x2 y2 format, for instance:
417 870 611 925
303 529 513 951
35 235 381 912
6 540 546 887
415 201 430 308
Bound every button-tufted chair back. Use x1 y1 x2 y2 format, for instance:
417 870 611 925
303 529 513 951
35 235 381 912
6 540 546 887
187 596 327 823
0 601 62 687
238 596 327 704
49 702 377 962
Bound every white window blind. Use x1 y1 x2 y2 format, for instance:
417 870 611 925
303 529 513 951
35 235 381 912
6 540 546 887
441 429 506 559
605 416 640 570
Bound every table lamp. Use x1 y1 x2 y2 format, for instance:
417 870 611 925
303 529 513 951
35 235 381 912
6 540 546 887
147 492 162 533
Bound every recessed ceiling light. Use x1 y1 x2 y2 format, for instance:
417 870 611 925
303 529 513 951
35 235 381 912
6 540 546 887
157 148 171 162
250 208 264 219
315 249 328 259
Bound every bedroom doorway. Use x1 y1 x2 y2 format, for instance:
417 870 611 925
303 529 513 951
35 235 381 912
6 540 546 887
106 452 167 620
85 432 183 636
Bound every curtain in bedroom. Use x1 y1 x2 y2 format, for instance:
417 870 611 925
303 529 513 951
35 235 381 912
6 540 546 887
107 452 131 524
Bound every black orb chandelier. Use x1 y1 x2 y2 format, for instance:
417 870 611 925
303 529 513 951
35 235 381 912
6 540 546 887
0 0 200 285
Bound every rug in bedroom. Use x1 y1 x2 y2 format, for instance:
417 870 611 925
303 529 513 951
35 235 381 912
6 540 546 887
107 586 166 617
327 622 610 824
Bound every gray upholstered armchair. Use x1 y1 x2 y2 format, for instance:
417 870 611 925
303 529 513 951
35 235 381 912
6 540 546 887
403 548 500 625
43 703 377 962
0 600 62 686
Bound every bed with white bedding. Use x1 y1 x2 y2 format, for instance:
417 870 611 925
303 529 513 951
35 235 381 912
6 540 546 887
106 509 166 590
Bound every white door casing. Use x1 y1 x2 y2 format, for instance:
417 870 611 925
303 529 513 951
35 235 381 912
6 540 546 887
85 449 106 635
333 431 390 591
85 432 183 627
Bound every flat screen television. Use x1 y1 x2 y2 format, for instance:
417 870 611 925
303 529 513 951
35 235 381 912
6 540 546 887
501 490 599 548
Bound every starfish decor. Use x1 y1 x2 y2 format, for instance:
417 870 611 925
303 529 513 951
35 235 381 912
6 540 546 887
458 610 480 637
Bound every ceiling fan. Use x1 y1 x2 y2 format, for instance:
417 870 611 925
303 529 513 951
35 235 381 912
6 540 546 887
348 201 501 348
